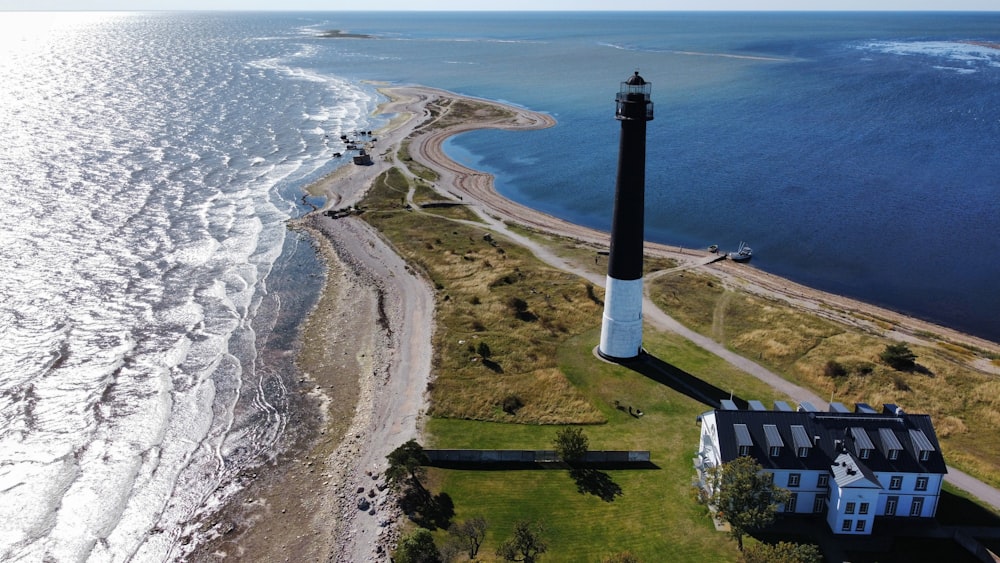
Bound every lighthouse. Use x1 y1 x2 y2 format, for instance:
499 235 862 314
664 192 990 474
599 71 654 361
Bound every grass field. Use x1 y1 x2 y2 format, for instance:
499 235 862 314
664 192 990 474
648 271 1000 490
357 96 1000 561
421 327 786 562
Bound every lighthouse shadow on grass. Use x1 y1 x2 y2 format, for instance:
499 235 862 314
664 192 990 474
621 350 744 409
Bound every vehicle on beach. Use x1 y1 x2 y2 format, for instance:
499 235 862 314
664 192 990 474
730 241 752 262
708 244 719 253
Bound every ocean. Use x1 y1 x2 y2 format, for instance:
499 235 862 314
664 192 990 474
0 11 997 561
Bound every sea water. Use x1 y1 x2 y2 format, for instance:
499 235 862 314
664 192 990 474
307 11 1000 341
1 11 998 562
0 12 380 561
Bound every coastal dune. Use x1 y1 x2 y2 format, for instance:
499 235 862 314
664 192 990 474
192 85 1000 562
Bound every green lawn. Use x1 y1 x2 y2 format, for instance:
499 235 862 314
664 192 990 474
421 327 788 562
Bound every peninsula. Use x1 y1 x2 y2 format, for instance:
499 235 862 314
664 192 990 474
191 86 1000 562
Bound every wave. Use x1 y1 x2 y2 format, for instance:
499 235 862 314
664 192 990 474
0 12 379 562
598 41 788 62
858 40 1000 71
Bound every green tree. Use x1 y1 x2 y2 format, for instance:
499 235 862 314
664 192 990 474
394 528 442 563
553 427 589 462
447 516 488 560
742 541 822 563
880 342 917 371
704 456 790 551
386 439 430 495
496 520 547 563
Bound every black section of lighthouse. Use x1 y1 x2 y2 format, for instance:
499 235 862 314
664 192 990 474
599 71 654 361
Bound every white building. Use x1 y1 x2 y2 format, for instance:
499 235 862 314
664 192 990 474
695 401 947 535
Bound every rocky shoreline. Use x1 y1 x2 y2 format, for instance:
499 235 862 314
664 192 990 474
188 84 1000 562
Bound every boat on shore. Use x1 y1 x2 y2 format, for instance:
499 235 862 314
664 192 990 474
730 241 752 262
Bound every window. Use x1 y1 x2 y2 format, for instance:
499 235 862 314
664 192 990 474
888 449 900 461
916 477 928 491
889 475 903 490
886 496 899 516
856 519 866 532
842 519 852 532
797 446 809 458
785 493 798 513
911 497 925 517
859 502 870 515
919 450 931 461
735 424 752 457
764 424 783 457
859 448 871 460
813 496 826 513
845 502 856 515
817 473 829 488
787 473 800 487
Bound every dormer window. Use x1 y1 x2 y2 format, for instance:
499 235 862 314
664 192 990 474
764 424 784 458
735 424 753 457
790 425 811 458
851 427 874 460
879 427 903 462
910 428 935 462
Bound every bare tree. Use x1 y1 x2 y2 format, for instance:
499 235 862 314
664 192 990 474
447 516 488 560
497 520 547 563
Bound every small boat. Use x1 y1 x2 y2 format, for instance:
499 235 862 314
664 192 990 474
730 241 752 262
708 244 718 253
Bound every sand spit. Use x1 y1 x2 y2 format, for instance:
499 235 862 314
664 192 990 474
190 85 1000 562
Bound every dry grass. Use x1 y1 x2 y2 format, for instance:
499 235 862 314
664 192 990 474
649 270 1000 489
361 168 605 425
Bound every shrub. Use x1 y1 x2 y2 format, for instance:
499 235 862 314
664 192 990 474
880 343 917 371
823 360 847 378
502 395 524 415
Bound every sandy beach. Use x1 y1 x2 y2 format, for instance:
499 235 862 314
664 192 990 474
191 85 1000 562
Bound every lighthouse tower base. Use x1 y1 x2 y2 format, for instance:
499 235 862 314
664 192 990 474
598 276 644 360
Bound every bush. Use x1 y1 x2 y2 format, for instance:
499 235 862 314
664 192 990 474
553 427 589 462
502 395 524 415
394 528 441 563
880 342 917 371
823 360 847 378
742 541 821 563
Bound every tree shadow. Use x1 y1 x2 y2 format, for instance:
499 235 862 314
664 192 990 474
618 350 743 408
569 468 623 502
483 359 504 373
399 488 455 530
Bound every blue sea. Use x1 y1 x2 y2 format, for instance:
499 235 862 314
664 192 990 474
0 11 997 561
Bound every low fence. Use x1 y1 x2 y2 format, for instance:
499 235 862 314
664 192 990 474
424 449 651 465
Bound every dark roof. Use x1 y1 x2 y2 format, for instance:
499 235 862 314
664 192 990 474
710 408 947 475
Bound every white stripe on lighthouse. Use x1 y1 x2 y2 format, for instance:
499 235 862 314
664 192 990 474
599 276 643 359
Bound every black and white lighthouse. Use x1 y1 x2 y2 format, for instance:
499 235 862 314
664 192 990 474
599 71 654 361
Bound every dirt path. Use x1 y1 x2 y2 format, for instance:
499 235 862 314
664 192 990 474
192 84 1000 563
396 86 1000 513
